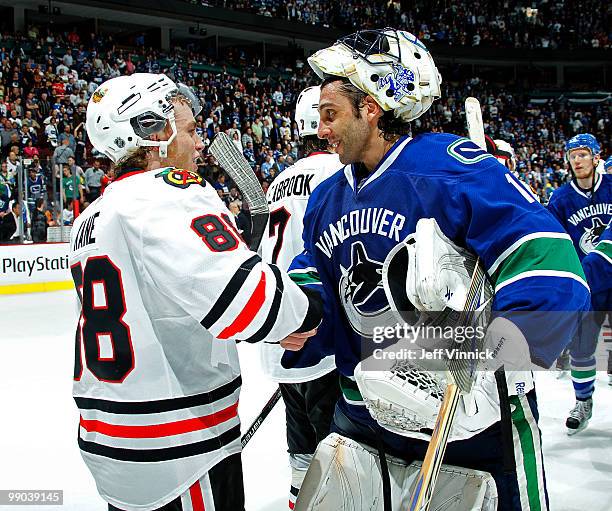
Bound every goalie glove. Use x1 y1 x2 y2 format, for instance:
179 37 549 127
354 350 504 442
383 218 490 316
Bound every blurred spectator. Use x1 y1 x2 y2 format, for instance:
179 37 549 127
0 201 21 242
61 165 82 205
0 179 10 215
62 200 74 226
31 197 49 242
213 172 230 198
53 139 75 176
85 159 105 202
26 166 45 213
45 117 60 148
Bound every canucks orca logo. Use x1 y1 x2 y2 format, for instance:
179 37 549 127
377 64 415 103
579 217 607 254
338 242 394 337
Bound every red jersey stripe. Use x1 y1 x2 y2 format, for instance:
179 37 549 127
80 401 238 438
189 480 206 511
218 272 266 339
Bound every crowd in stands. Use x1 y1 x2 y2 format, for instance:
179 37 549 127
0 23 610 242
196 0 611 50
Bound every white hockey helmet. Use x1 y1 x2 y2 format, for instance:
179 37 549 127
295 85 321 137
308 28 442 122
86 73 202 163
493 139 516 170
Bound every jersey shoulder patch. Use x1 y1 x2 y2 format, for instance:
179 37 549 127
155 167 206 189
446 138 495 165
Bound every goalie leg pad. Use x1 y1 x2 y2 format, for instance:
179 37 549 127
295 433 498 511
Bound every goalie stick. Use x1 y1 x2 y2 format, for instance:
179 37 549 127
406 97 489 511
209 132 270 251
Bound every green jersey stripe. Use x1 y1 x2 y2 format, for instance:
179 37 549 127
289 271 321 286
594 240 612 263
488 232 571 276
491 237 585 288
510 395 544 511
494 270 589 294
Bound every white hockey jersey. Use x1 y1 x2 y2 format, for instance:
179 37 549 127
260 152 341 383
69 167 313 510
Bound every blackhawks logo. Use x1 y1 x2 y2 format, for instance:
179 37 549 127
155 168 205 189
92 87 108 103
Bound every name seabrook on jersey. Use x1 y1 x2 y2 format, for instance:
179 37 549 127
315 208 406 258
268 173 315 204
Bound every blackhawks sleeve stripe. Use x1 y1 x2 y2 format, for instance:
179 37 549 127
200 255 261 329
593 240 612 264
489 236 588 292
217 271 267 340
242 264 284 343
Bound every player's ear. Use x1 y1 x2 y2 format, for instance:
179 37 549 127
363 96 382 125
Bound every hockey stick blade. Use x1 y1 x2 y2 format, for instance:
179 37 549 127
465 97 486 150
241 387 282 448
209 132 269 251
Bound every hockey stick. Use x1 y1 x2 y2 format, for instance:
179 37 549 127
209 132 269 251
406 97 488 511
241 387 282 448
465 97 486 150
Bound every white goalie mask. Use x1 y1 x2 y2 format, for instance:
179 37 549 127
308 28 442 122
295 85 321 137
86 73 202 163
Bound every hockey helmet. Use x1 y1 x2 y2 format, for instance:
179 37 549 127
295 86 321 137
308 28 441 122
564 133 601 161
604 156 612 172
86 73 202 163
493 139 516 170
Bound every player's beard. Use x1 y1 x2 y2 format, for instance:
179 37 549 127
336 116 370 166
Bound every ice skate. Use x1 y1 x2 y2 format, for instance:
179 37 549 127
566 398 593 435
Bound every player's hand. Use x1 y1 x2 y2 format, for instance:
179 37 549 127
280 329 317 351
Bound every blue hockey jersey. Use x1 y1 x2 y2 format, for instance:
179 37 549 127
546 173 612 261
287 134 591 377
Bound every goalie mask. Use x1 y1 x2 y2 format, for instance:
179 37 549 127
308 28 442 122
86 73 202 163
